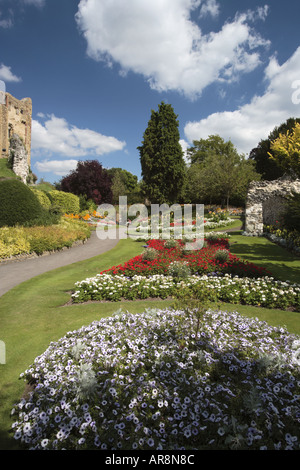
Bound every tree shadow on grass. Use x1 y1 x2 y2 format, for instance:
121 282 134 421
230 241 300 283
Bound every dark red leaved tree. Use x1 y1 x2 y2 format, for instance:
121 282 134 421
60 160 113 205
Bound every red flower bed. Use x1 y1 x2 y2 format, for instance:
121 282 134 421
101 238 270 278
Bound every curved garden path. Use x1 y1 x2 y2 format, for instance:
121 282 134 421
0 220 243 297
0 231 119 297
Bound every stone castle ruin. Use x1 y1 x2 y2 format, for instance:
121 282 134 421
245 174 300 235
0 82 32 183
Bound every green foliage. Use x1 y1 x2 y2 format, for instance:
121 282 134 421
249 117 300 180
164 238 180 249
111 171 127 205
167 260 191 279
48 190 80 214
185 135 260 207
187 134 236 165
268 122 300 177
79 194 97 212
0 179 45 227
138 102 186 204
106 168 138 192
21 212 61 228
0 226 31 258
214 249 230 263
283 191 300 232
106 167 141 205
0 218 91 258
0 158 18 179
30 188 52 209
142 247 159 261
33 179 55 192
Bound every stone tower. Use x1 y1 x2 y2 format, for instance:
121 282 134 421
0 85 32 166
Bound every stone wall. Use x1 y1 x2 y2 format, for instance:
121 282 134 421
9 134 29 184
245 175 300 235
0 92 32 165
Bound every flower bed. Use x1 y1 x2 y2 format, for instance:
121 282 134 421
70 235 300 310
71 273 300 311
100 238 269 279
11 308 300 450
129 217 236 238
64 210 108 226
264 224 300 256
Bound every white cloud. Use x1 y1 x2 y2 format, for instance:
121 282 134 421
180 139 190 163
199 0 220 18
0 0 45 29
0 12 13 29
31 114 126 157
22 0 45 7
184 47 300 155
76 0 270 98
35 159 78 176
0 64 21 82
245 5 269 22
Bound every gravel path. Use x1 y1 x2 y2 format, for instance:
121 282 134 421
0 231 119 297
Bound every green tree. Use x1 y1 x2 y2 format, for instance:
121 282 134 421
138 102 186 204
187 134 235 165
106 167 142 204
111 172 127 205
106 168 138 193
268 122 300 177
249 118 300 180
186 135 260 208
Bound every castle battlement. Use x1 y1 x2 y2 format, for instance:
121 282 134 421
0 91 32 165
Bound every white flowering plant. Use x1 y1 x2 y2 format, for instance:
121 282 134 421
71 273 300 311
11 308 300 450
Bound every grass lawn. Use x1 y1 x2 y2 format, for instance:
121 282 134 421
229 232 300 283
0 158 17 180
0 229 300 449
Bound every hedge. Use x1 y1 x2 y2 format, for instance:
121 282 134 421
30 188 52 209
0 179 45 227
48 190 80 214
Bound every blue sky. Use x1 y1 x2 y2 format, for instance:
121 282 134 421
0 0 300 184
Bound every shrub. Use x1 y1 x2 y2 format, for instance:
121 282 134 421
214 249 230 263
142 247 159 261
283 191 300 233
167 260 191 279
79 195 97 213
164 239 180 249
30 188 51 209
0 218 91 258
27 226 75 254
21 212 61 228
0 227 30 258
0 179 45 227
48 190 80 214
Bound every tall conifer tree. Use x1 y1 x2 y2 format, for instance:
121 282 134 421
138 102 185 204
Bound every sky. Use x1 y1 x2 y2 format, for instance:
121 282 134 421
0 0 300 184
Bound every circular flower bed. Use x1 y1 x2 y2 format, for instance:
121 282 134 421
11 308 300 450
